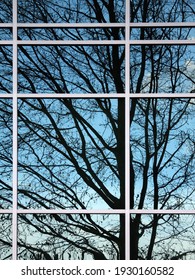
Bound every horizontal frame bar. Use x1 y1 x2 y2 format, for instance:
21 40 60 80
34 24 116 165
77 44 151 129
0 40 195 45
1 22 195 28
0 93 195 98
1 209 195 214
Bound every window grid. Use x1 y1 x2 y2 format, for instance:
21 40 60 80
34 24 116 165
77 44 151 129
0 0 194 260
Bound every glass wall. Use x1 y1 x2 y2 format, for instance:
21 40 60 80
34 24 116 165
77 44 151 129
0 0 194 260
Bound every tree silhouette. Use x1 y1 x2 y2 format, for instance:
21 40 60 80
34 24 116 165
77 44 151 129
0 0 195 260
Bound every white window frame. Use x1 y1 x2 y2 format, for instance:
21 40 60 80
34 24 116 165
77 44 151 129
0 0 194 260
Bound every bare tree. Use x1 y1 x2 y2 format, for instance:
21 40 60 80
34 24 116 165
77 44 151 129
0 0 195 260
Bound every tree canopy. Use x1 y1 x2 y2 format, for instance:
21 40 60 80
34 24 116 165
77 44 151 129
0 0 195 260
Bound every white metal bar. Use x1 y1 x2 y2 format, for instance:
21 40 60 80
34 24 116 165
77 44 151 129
14 209 126 214
125 0 131 260
130 40 195 45
15 93 195 98
17 23 126 28
10 92 195 99
5 93 195 98
0 94 13 98
1 209 195 214
0 210 13 214
16 93 126 98
1 40 194 45
2 22 195 29
15 22 195 28
0 41 13 44
0 23 13 27
16 40 125 45
130 22 195 27
129 93 195 98
12 0 18 261
1 40 195 45
129 210 195 214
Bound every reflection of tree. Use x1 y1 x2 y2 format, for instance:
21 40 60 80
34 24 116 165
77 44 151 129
0 214 12 260
131 0 195 23
0 0 195 260
18 214 120 260
130 97 195 259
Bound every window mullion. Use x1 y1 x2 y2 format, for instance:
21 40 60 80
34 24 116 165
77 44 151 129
12 0 18 261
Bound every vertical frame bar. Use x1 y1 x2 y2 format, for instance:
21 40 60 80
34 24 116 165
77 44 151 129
12 0 18 260
125 0 130 260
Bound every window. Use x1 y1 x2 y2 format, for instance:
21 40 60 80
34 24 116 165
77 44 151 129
0 0 195 260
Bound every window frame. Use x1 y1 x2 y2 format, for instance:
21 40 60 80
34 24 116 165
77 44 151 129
0 0 194 260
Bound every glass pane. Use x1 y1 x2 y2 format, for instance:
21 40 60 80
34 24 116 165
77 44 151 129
0 0 12 23
130 98 195 210
18 214 122 260
0 214 12 260
130 45 195 93
18 0 125 23
18 27 125 41
0 29 12 40
18 99 124 210
0 46 12 94
131 214 195 260
18 45 125 94
0 99 12 209
130 0 195 23
130 27 195 40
